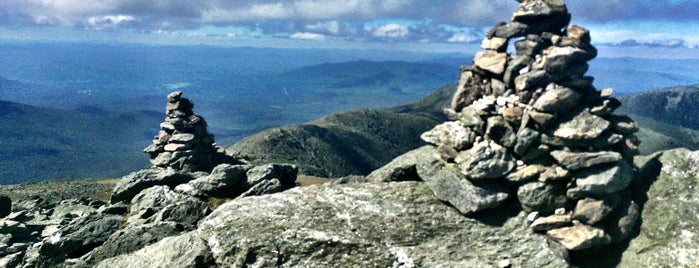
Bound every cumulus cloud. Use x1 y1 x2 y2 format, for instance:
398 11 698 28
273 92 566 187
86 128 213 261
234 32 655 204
305 21 340 35
290 32 326 41
371 23 409 39
86 15 136 29
608 38 689 48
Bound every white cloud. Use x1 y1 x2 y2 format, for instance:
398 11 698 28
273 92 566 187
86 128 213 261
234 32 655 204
305 21 340 35
447 34 476 43
86 15 136 29
371 23 408 39
290 32 326 41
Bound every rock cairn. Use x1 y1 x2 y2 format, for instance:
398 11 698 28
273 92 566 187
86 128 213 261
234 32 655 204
421 0 640 251
144 91 238 172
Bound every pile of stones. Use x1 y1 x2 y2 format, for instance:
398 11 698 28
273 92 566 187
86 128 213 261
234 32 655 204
144 91 238 172
420 0 640 251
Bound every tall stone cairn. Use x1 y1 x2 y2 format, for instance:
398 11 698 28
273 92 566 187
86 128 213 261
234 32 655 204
421 0 641 251
144 91 239 172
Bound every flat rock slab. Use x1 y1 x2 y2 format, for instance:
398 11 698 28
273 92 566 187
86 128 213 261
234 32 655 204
547 224 611 251
550 150 622 170
621 149 699 267
197 182 571 267
455 140 516 180
571 161 633 197
553 111 609 140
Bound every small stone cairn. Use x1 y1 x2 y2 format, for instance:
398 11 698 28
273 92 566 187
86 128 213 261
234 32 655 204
421 0 640 251
144 91 238 172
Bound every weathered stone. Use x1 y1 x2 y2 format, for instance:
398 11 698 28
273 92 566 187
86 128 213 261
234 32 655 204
197 182 571 267
538 166 572 182
504 55 533 87
177 164 249 198
452 69 486 111
540 46 592 74
531 214 572 232
547 223 611 251
511 0 568 23
505 164 545 183
366 146 431 183
553 111 610 140
517 181 568 214
565 24 591 45
473 51 508 75
95 232 215 268
528 110 555 126
417 158 509 215
570 161 633 197
572 197 619 225
621 149 699 267
608 114 639 135
486 116 517 148
168 133 196 144
515 70 547 91
421 121 476 150
456 106 486 131
532 85 582 114
84 222 185 265
150 198 210 226
39 213 123 259
246 163 297 189
503 107 524 125
490 21 530 39
238 178 285 198
455 140 516 180
590 98 622 115
126 185 191 225
111 168 195 204
550 150 623 170
514 128 541 156
481 37 508 52
515 35 545 56
604 197 639 243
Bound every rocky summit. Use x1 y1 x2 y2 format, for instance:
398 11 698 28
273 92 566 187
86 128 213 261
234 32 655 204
0 1 696 267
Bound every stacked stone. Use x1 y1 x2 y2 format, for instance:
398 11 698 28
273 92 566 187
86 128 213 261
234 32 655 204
144 91 238 172
421 0 640 251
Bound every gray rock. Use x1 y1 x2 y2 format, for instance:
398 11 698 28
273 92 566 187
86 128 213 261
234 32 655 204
602 196 639 244
246 164 297 189
506 165 545 183
111 168 195 204
538 166 572 182
0 252 23 268
553 111 610 140
456 106 486 131
197 182 571 267
421 121 476 150
514 128 541 156
84 222 185 265
620 149 699 267
455 140 516 180
550 150 623 170
532 85 582 114
238 178 284 198
126 186 191 225
547 223 611 251
417 158 509 215
504 55 533 88
517 181 568 214
473 50 508 75
608 114 639 135
181 164 249 198
572 197 618 225
39 213 123 260
95 232 214 268
511 0 568 23
515 70 547 91
366 146 433 183
489 21 530 39
150 198 210 226
0 196 11 218
540 46 593 75
570 161 633 197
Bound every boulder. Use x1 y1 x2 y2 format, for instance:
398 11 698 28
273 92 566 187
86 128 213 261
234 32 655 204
110 169 195 204
417 158 509 215
246 164 298 189
572 197 618 225
532 85 582 114
366 146 432 183
178 164 249 198
620 149 699 267
39 213 123 259
83 222 185 265
94 232 215 268
197 182 571 267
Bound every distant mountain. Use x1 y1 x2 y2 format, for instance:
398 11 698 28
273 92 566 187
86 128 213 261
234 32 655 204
0 101 161 183
226 83 455 178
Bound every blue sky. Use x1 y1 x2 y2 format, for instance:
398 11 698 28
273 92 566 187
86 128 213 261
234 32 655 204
1 0 698 57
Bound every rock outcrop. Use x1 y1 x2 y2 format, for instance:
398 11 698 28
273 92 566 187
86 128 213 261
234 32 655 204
374 0 641 253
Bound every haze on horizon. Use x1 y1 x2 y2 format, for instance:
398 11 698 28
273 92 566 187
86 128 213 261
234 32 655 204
1 0 699 58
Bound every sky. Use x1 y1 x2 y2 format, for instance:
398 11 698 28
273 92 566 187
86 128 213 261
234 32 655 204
1 0 699 57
